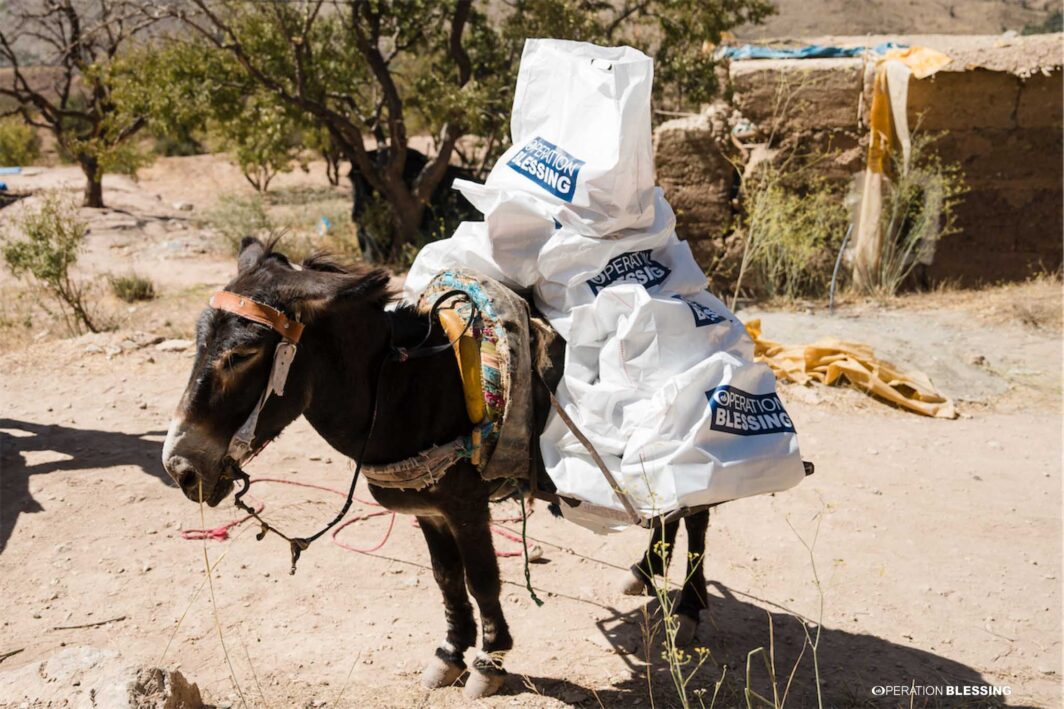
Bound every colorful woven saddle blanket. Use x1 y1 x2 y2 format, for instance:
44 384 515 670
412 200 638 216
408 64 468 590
415 270 535 482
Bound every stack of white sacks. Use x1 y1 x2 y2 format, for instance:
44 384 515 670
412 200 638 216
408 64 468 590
406 39 805 533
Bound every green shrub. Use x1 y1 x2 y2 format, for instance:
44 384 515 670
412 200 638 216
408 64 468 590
738 169 850 301
0 116 41 166
3 193 104 333
859 133 966 296
204 193 276 254
109 273 156 302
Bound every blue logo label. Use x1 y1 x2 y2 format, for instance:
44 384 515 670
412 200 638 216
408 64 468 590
706 386 796 436
506 136 585 202
586 250 672 296
673 295 726 327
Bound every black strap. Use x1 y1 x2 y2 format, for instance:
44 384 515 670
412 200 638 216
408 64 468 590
229 288 481 574
532 369 643 526
389 290 479 362
232 331 392 574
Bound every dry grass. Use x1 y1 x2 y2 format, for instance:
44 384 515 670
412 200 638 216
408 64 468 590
109 273 157 303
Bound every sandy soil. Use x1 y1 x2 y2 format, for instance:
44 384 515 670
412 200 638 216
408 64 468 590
0 160 1061 708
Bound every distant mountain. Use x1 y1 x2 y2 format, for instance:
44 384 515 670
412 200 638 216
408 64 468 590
736 0 1062 37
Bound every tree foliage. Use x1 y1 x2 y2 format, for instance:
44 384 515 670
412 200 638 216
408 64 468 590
136 0 773 258
0 0 156 207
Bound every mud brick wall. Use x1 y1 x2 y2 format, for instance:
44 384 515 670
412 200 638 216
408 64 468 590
906 69 1063 282
654 46 1063 285
654 109 739 287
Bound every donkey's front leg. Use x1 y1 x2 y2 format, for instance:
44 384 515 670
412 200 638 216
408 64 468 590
418 516 476 689
448 512 512 699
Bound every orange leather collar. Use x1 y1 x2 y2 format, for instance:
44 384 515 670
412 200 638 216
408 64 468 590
209 291 304 343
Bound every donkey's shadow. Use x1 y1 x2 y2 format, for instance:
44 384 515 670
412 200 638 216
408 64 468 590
510 580 1023 707
0 418 169 553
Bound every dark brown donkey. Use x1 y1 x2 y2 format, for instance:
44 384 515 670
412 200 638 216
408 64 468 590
162 237 712 698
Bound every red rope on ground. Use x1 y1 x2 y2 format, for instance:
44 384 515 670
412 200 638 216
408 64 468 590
179 498 263 541
177 476 525 557
488 518 526 558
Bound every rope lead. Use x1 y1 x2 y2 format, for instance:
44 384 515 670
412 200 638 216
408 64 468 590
518 492 544 607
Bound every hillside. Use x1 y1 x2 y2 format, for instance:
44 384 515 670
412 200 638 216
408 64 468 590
737 0 1061 37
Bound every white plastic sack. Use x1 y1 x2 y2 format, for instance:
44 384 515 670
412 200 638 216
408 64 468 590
403 38 806 534
403 221 521 302
452 180 556 288
540 285 805 531
533 190 707 338
459 39 657 237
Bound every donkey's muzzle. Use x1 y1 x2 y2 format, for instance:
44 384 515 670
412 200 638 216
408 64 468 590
165 454 232 506
165 454 201 499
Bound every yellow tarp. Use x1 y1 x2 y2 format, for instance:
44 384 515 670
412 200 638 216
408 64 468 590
853 46 952 290
746 319 957 419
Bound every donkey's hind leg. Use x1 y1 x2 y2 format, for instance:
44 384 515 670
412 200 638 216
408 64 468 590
621 518 681 596
674 510 711 646
418 516 476 689
448 511 512 699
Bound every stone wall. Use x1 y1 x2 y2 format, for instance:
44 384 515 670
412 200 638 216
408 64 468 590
654 34 1063 286
906 68 1063 282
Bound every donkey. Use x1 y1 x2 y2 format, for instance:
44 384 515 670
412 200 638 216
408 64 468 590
162 237 712 698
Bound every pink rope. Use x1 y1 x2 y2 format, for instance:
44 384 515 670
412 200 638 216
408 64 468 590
177 476 525 557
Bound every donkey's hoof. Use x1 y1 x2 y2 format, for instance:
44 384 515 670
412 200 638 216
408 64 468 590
464 668 506 699
421 656 465 689
620 567 651 596
674 613 699 646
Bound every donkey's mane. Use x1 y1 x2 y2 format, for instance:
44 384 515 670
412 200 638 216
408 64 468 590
301 251 356 274
239 237 396 309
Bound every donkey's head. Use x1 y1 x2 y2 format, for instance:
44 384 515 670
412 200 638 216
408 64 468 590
162 236 392 505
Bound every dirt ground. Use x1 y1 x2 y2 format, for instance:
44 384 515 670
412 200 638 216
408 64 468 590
0 159 1061 708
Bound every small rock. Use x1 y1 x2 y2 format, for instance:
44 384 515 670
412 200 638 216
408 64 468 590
155 339 194 353
84 344 104 354
129 666 204 708
969 354 988 367
173 201 194 211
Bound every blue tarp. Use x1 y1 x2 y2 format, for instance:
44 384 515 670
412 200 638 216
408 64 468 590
0 167 22 175
717 42 903 60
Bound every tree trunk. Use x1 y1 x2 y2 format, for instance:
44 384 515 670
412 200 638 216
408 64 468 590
81 157 104 208
389 195 425 260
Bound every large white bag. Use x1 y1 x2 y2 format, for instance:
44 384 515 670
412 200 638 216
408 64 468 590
460 39 657 237
404 38 806 533
403 221 521 301
539 285 805 531
533 189 707 338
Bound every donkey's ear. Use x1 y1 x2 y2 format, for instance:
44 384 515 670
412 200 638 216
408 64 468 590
292 269 394 322
237 236 267 274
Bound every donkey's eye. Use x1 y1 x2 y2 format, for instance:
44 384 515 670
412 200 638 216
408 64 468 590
223 350 255 369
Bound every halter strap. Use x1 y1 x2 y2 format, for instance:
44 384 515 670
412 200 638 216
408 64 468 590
209 290 304 343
